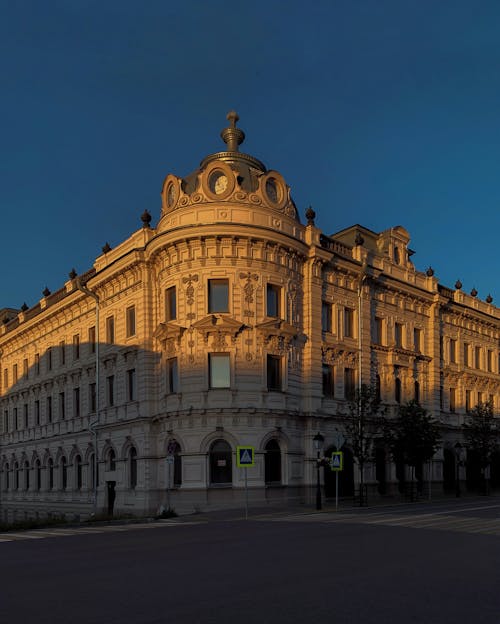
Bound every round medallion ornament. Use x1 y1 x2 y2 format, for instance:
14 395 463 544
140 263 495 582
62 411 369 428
210 171 229 195
202 161 235 200
261 171 287 211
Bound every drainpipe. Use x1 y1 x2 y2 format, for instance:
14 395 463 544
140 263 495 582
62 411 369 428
75 279 99 516
357 262 368 500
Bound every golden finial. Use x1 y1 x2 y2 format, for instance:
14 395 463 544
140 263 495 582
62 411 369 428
221 110 245 152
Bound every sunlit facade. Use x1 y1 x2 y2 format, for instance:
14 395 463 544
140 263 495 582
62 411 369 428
1 113 499 521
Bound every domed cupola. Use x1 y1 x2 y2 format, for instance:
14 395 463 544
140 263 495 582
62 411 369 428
160 112 299 223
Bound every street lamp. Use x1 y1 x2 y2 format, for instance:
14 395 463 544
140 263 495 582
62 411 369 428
454 442 464 498
313 432 325 510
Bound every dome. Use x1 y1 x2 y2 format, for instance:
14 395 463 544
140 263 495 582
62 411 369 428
160 112 299 222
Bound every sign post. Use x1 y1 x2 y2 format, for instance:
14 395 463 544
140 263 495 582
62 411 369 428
330 451 344 511
236 446 255 520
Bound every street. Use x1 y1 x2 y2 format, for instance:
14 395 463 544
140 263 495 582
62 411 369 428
1 498 499 624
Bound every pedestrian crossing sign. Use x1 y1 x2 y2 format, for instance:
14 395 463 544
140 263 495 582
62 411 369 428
237 446 255 467
330 452 343 471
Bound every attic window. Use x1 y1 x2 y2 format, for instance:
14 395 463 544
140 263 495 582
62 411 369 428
394 246 400 265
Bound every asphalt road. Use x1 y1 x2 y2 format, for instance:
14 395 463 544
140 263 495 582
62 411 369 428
1 499 499 624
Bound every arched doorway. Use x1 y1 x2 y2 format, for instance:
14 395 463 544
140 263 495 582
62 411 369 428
264 439 281 484
443 449 455 491
209 439 232 485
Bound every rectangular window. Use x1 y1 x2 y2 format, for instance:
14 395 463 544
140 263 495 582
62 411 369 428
107 375 115 407
395 323 403 348
59 341 66 366
374 317 384 345
13 363 18 384
23 403 28 429
165 286 177 321
487 350 493 373
210 353 231 389
208 279 229 313
3 368 7 390
322 364 335 398
266 284 281 318
59 392 65 420
322 302 332 333
127 369 136 401
23 358 29 377
3 410 8 433
413 328 422 352
73 335 80 360
449 388 456 413
266 355 282 391
35 353 40 375
126 306 136 337
477 391 483 405
344 308 354 338
88 326 96 354
73 387 80 418
449 339 456 364
106 316 115 344
89 383 96 413
466 389 472 413
344 368 355 401
47 396 52 423
14 407 18 430
35 400 40 426
463 343 469 367
166 358 179 394
475 346 481 370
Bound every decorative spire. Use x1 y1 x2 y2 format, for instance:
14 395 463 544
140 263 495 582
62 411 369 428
69 268 77 279
354 232 365 246
102 242 111 254
454 279 462 290
486 294 493 303
220 110 245 152
305 206 316 226
21 302 28 312
426 267 434 277
141 209 152 228
42 287 51 297
470 287 477 297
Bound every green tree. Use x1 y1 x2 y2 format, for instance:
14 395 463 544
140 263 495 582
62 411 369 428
383 400 441 487
339 383 385 503
463 401 498 492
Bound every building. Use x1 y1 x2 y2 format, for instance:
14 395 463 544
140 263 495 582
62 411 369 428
0 112 499 521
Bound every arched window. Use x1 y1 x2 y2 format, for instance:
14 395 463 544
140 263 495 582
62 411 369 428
24 460 30 491
129 447 137 489
35 459 41 491
108 449 116 471
61 457 67 490
394 246 400 265
265 439 282 484
74 455 82 490
48 458 54 490
167 441 182 487
89 453 99 490
209 439 232 485
14 462 19 490
4 463 9 491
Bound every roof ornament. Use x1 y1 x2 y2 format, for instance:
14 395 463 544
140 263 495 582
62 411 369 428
305 206 316 226
220 110 245 152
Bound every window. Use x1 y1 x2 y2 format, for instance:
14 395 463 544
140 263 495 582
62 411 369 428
477 391 483 406
73 387 80 418
3 368 8 389
47 348 52 371
466 389 472 413
35 400 40 426
108 449 116 471
48 458 54 490
266 355 281 391
4 409 8 433
24 461 30 491
344 368 355 401
107 375 115 407
450 388 456 412
449 339 456 364
166 358 179 394
394 246 400 264
374 317 384 345
322 302 332 333
322 364 335 398
75 456 82 490
13 363 18 383
267 284 281 318
73 335 80 360
414 328 422 352
61 457 67 490
59 341 66 366
127 369 136 401
35 353 40 375
46 396 52 423
59 392 65 420
23 358 28 376
344 308 354 338
129 447 137 489
14 462 19 490
89 383 96 413
475 346 481 370
165 286 177 321
264 439 282 484
208 279 229 313
167 441 182 487
375 374 381 402
395 378 402 404
210 354 230 389
4 463 9 490
35 460 41 491
106 316 115 344
126 306 136 337
209 439 232 485
14 407 18 430
487 350 493 373
395 323 403 348
23 403 28 428
414 381 420 404
88 326 96 354
463 343 470 367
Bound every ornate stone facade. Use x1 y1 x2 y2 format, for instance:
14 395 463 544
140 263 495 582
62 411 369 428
0 113 499 520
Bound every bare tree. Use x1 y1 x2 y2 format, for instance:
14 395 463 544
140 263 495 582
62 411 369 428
463 400 499 493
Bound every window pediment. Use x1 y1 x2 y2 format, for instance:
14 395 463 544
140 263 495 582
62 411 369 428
154 322 187 344
192 314 246 340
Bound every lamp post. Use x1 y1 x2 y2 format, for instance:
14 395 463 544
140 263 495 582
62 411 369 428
454 442 463 498
313 432 324 511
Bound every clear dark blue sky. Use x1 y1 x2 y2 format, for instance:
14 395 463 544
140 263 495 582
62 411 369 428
1 1 499 308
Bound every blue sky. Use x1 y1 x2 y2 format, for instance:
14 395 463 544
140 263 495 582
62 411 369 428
1 1 499 307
